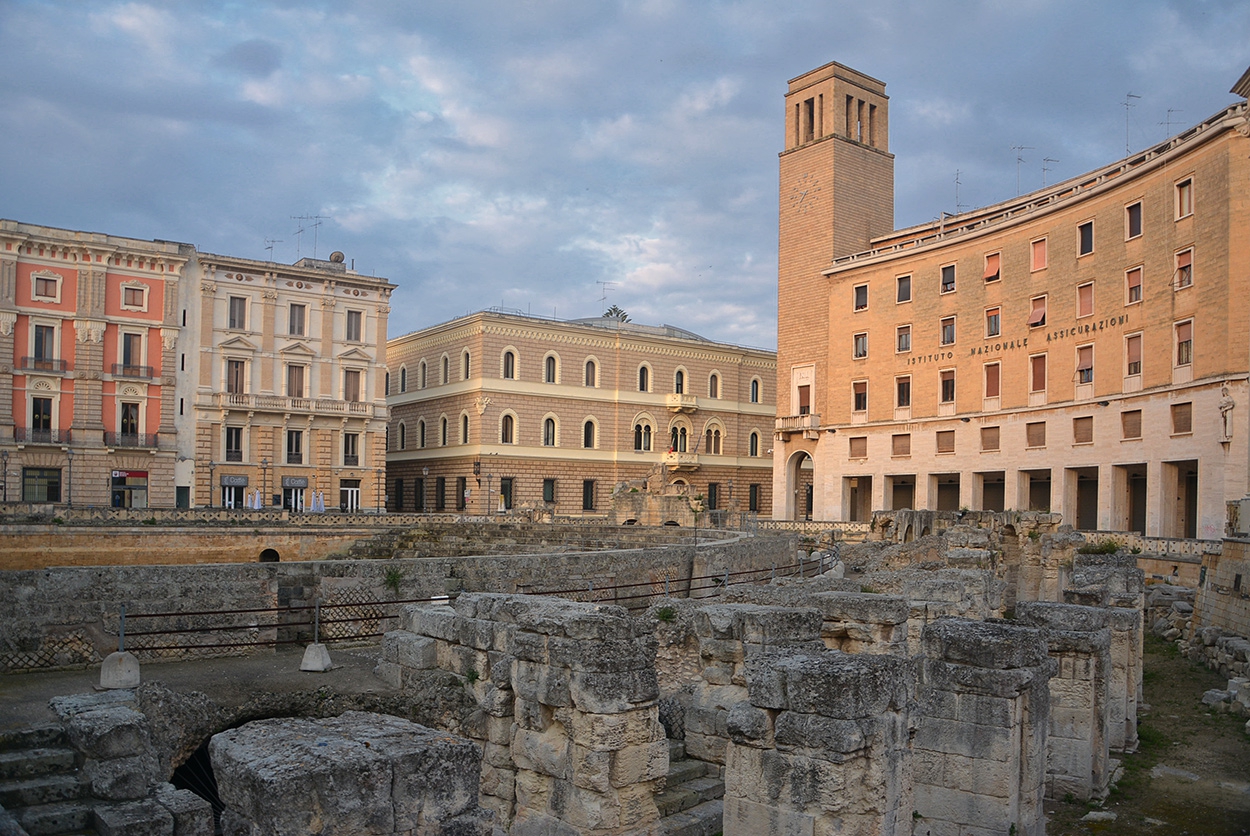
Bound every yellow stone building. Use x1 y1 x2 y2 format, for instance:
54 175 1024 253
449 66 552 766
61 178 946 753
774 61 1250 538
386 310 776 518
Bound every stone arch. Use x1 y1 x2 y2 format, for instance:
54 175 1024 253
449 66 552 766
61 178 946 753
259 548 280 562
785 449 816 521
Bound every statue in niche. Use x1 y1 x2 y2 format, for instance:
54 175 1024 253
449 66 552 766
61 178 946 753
1219 385 1235 441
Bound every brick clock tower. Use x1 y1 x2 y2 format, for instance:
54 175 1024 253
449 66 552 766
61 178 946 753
774 61 894 520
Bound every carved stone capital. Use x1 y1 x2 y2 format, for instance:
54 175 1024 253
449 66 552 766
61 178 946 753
200 281 217 294
160 328 178 351
0 311 15 336
74 320 105 344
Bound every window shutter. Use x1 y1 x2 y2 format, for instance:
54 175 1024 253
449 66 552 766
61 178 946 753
892 433 911 456
1122 410 1142 439
936 430 955 453
1026 421 1046 448
1074 416 1094 444
1078 284 1094 317
849 437 867 458
981 426 1000 451
984 364 1000 397
1172 402 1192 434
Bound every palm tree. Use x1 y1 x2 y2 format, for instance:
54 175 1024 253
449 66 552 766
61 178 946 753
603 304 630 322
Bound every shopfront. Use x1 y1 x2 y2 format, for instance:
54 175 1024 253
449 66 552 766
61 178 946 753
111 470 148 509
221 474 248 508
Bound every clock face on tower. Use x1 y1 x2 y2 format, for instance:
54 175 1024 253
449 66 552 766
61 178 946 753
789 172 821 214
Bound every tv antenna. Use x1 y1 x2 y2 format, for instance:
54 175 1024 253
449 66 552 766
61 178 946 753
264 237 282 261
1042 157 1059 186
1122 93 1141 154
597 280 616 313
1160 108 1183 138
954 170 967 214
1011 145 1033 195
291 215 327 260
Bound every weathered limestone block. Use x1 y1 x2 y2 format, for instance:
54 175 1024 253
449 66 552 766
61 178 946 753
93 799 174 836
153 783 214 836
210 711 489 835
808 591 909 654
381 630 437 669
66 706 150 760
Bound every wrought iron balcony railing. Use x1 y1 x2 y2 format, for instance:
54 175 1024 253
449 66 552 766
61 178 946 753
104 432 159 448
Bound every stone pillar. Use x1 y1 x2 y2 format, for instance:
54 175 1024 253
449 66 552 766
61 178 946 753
1016 602 1112 801
808 591 909 654
913 618 1052 836
722 650 913 836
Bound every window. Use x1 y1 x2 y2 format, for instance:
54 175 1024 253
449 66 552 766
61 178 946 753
1026 421 1046 448
418 420 425 448
1030 354 1047 392
1078 221 1094 255
463 351 471 380
750 379 760 403
227 359 246 394
1076 345 1094 384
289 303 306 336
983 253 1000 283
120 401 139 436
442 356 449 384
896 376 911 408
634 422 652 451
849 436 867 458
1175 321 1192 367
669 425 688 452
32 324 56 366
797 384 811 415
896 275 911 303
584 360 595 386
672 370 685 394
440 417 448 446
749 432 759 456
709 374 719 399
31 396 52 434
120 332 143 374
892 434 910 456
896 325 911 353
583 420 595 449
32 272 59 301
286 364 305 398
936 430 955 454
985 307 1000 338
461 414 469 444
22 467 61 502
501 414 514 444
503 351 516 380
1028 296 1047 328
1126 267 1142 304
1031 238 1047 271
638 366 649 392
545 355 557 383
582 480 595 511
1077 283 1094 318
1122 410 1142 440
228 296 247 329
852 380 867 412
940 264 956 294
940 316 956 345
704 427 722 454
984 363 1000 398
544 418 556 447
400 367 407 392
853 284 868 310
121 285 146 310
1126 334 1142 376
1172 402 1193 434
981 426 1000 452
225 426 243 462
435 477 446 511
420 361 428 389
748 484 760 513
543 479 556 504
344 369 362 402
286 429 303 464
1175 249 1193 289
343 432 359 466
940 369 955 404
399 423 406 450
456 477 467 511
1176 178 1193 218
345 310 362 342
1073 416 1093 445
1126 202 1142 239
853 332 868 358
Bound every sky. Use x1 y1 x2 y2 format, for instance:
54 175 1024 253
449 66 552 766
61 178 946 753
1 1 1246 350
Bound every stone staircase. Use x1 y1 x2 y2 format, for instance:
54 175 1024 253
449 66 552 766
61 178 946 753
0 726 94 836
657 739 723 836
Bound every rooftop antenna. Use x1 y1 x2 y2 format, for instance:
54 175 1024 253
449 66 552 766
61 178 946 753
1122 92 1141 155
954 170 967 214
1011 145 1033 195
1161 108 1184 139
1042 157 1059 186
264 237 282 261
291 215 326 259
597 280 616 314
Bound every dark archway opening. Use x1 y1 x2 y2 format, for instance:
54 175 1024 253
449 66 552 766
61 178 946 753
259 548 280 562
171 737 225 830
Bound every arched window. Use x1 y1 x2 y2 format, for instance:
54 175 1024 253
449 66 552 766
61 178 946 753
440 417 448 446
442 356 449 384
419 361 427 389
503 351 516 380
675 370 684 394
545 355 557 383
399 423 406 450
634 423 652 451
418 420 426 448
670 426 687 452
543 418 556 446
638 366 649 392
750 379 760 403
709 374 719 399
749 431 759 457
385 372 390 394
400 367 408 392
585 360 596 387
463 351 471 380
501 414 514 444
583 420 595 449
461 414 469 444
703 428 720 454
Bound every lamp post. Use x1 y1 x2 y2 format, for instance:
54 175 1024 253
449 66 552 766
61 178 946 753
260 458 269 509
486 472 493 516
375 468 382 514
1 449 8 503
207 461 216 508
65 449 73 508
422 466 429 514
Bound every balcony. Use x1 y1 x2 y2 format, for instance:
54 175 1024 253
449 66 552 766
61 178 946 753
14 427 69 444
775 413 822 441
344 454 359 466
225 450 243 462
665 393 698 413
112 364 154 379
214 393 374 416
19 357 69 374
662 451 700 471
105 432 158 449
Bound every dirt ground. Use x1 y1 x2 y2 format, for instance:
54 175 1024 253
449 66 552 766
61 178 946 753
1045 635 1250 836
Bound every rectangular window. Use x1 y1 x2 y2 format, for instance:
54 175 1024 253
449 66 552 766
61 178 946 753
435 476 446 511
286 364 306 398
1028 296 1046 327
797 384 810 415
31 397 52 431
456 476 467 511
896 275 911 303
33 274 58 300
119 402 139 435
343 432 359 466
1175 321 1193 367
543 478 556 504
22 467 61 502
983 252 1000 283
940 316 956 345
1026 421 1046 448
1031 238 1048 271
981 426 1000 451
1172 402 1192 434
582 479 595 511
1175 249 1193 289
748 484 760 513
1122 410 1142 440
1176 178 1193 218
891 433 910 456
1076 345 1094 384
896 325 911 353
1030 354 1047 392
34 324 55 360
225 426 243 461
121 332 143 370
1078 221 1094 255
1126 334 1142 376
344 369 362 402
985 307 1000 338
1126 266 1143 304
940 369 955 403
896 376 911 408
853 380 867 412
940 264 956 294
853 284 868 310
289 303 306 336
346 310 363 342
849 436 868 458
228 296 247 330
1077 283 1094 318
936 430 955 454
286 429 303 464
853 332 868 359
984 363 1000 398
122 285 145 309
227 360 246 394
1073 416 1094 444
1126 202 1142 239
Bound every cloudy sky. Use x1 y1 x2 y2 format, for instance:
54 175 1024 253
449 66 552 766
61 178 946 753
1 1 1246 349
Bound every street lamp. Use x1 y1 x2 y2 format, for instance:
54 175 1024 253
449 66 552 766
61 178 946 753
422 466 429 514
485 472 493 516
207 461 216 508
375 468 383 514
260 458 269 509
65 449 73 508
1 450 8 503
